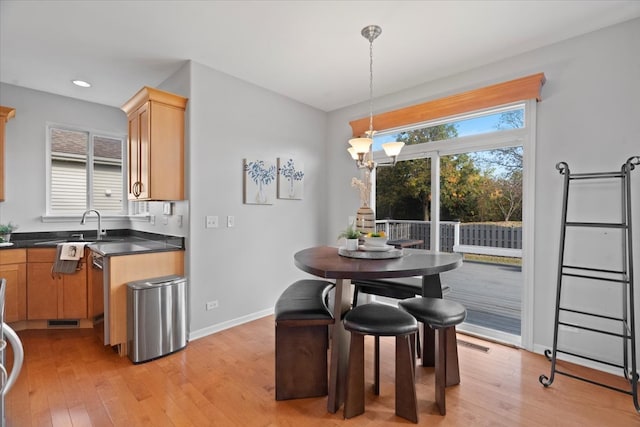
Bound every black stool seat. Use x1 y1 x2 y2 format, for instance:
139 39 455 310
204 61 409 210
275 279 334 324
344 303 417 336
399 297 466 328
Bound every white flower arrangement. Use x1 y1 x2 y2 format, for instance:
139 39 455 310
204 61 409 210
351 170 371 207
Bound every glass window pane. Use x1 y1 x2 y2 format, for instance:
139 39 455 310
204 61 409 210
93 136 123 212
50 128 88 212
372 106 524 151
440 147 523 223
376 157 432 221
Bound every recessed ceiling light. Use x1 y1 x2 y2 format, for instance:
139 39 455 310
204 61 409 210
72 79 91 88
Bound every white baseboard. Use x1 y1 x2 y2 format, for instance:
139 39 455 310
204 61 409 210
189 307 274 341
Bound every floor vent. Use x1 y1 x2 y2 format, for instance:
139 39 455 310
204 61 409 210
48 319 80 328
458 339 490 353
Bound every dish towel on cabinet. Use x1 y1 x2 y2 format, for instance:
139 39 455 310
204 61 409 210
53 242 87 274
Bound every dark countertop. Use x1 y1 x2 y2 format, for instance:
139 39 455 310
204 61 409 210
2 230 185 256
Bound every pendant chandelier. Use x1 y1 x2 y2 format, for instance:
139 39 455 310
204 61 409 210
347 25 404 171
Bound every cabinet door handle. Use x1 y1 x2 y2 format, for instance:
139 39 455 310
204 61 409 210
50 264 63 280
132 181 143 197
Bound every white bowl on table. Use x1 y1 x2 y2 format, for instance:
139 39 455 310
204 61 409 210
362 236 388 248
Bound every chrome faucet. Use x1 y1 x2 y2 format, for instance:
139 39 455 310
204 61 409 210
80 209 106 240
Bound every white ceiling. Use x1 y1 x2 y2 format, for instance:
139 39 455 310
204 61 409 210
1 1 639 112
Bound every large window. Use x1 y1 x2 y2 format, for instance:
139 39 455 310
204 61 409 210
372 104 530 346
375 106 524 222
48 125 125 214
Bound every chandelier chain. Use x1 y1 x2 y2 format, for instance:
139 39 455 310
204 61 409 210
368 34 374 137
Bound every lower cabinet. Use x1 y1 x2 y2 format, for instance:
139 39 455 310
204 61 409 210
26 248 87 320
0 249 27 323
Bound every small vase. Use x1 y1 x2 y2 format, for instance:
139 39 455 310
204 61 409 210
0 233 10 243
256 182 267 204
356 206 375 235
345 238 359 251
288 179 295 198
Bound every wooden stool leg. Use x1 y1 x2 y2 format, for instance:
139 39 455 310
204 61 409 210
435 328 446 415
445 326 460 386
374 335 380 395
422 324 435 367
395 335 418 423
344 333 365 419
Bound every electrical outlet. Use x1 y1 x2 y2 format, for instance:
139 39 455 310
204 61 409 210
227 215 235 227
206 215 219 228
206 300 219 310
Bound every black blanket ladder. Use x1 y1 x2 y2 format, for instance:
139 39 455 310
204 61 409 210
540 156 640 413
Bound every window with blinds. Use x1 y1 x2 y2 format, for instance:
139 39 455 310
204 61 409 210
49 126 125 214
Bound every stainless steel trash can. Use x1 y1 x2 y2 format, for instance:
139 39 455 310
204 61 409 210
127 275 187 363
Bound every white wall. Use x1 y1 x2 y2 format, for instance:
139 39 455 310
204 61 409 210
327 18 640 365
185 61 328 336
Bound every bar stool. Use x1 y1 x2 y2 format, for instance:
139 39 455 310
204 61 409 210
352 276 452 360
343 303 419 423
398 297 466 415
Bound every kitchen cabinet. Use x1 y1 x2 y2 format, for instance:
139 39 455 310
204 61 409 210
0 106 16 202
107 250 184 356
0 249 27 323
121 87 188 201
26 248 87 320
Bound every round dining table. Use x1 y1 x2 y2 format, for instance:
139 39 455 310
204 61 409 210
294 245 463 413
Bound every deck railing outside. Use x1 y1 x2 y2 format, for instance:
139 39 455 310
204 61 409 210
375 219 522 257
375 219 523 337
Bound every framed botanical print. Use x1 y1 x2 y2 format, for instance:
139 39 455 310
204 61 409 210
243 159 277 205
277 157 304 200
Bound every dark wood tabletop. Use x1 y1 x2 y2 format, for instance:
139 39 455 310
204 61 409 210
294 245 462 280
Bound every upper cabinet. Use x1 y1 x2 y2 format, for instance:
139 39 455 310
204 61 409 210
0 106 16 202
121 87 188 201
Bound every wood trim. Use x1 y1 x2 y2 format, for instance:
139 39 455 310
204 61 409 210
0 106 16 122
0 106 15 202
349 73 546 137
121 86 188 115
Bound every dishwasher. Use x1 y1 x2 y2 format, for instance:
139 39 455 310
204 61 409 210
127 275 187 363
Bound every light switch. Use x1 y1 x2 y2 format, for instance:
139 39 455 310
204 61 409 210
227 216 235 227
163 202 173 215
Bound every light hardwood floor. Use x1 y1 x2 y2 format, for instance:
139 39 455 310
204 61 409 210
5 317 639 426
